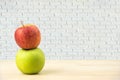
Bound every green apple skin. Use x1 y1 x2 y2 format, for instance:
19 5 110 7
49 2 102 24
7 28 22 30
16 48 45 74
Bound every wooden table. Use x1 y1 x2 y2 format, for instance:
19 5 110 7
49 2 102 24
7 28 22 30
0 60 120 80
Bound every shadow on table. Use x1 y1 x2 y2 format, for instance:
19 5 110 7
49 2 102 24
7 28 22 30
40 69 62 75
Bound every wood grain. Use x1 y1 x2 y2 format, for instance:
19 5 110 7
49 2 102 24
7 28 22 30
0 60 120 80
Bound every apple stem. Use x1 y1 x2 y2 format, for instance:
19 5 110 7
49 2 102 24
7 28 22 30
21 21 25 27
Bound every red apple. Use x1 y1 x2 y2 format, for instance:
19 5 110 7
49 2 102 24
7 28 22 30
14 23 41 49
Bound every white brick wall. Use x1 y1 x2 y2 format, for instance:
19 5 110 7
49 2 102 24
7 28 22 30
0 0 120 60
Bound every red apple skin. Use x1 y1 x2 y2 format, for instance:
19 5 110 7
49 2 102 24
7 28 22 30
14 24 41 49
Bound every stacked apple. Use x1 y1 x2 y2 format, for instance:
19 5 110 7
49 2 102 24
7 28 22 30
14 22 45 74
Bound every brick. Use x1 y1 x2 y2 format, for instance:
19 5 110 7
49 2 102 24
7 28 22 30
0 0 120 60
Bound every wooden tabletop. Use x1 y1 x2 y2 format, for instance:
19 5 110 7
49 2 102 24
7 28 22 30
0 60 120 80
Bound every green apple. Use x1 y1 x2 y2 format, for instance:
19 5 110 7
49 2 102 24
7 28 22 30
16 48 45 74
